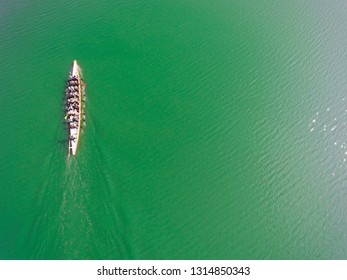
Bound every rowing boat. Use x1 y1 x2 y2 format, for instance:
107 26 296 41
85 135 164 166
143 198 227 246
65 60 86 156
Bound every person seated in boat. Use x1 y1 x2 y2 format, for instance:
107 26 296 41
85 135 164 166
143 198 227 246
68 110 76 116
70 105 77 111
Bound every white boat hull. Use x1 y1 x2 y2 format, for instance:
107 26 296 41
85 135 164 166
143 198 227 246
67 60 84 156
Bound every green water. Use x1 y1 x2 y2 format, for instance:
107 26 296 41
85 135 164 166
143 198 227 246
1 0 347 259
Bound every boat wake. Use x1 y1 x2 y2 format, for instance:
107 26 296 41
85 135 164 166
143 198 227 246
27 153 94 259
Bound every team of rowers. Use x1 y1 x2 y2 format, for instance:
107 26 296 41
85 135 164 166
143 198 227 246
65 75 80 133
